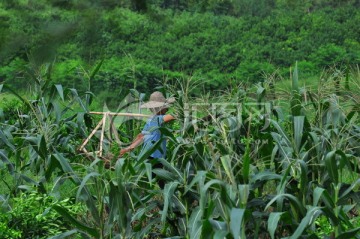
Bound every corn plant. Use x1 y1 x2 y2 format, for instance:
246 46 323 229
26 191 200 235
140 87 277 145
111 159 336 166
0 64 359 239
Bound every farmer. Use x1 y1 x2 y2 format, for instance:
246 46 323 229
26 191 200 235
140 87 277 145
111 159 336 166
119 91 175 187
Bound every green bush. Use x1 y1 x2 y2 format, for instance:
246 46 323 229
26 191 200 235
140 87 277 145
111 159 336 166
0 93 24 123
51 58 87 91
235 61 276 82
0 213 22 239
1 192 84 239
311 43 347 68
0 58 27 89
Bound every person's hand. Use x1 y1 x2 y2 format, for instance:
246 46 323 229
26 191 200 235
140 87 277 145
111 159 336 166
119 148 128 157
119 146 134 157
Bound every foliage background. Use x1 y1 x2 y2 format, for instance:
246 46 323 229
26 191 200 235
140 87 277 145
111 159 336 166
1 0 360 101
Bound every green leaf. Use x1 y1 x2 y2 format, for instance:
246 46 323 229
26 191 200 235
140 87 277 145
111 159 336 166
203 179 224 194
230 208 245 239
45 155 61 181
293 116 305 153
208 219 227 231
161 182 179 223
0 128 16 152
135 217 162 238
292 62 299 92
159 126 178 143
145 162 152 185
325 150 339 184
214 231 229 239
256 84 266 103
238 184 249 208
131 201 158 222
319 189 336 209
251 171 282 183
270 120 291 146
189 207 203 239
289 207 322 239
319 208 338 227
52 153 78 182
75 172 101 224
172 194 186 214
55 84 64 101
152 168 177 181
70 88 87 112
242 139 251 183
136 139 162 162
220 155 235 186
201 219 214 239
185 170 207 194
194 141 205 158
335 149 348 170
85 91 94 107
1 84 32 109
47 229 78 239
335 227 360 239
291 62 302 116
53 205 99 238
0 150 14 174
109 181 128 236
38 135 47 160
339 178 360 200
157 157 183 181
313 187 325 206
268 212 285 239
110 158 130 232
76 172 100 201
298 160 308 201
265 194 306 217
90 59 104 81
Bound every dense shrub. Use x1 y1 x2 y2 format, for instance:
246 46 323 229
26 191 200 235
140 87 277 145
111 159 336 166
0 192 83 239
1 1 360 95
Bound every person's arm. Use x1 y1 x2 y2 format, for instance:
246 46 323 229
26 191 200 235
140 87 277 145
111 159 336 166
119 133 144 157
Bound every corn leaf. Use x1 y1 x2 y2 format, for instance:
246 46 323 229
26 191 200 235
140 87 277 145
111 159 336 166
188 206 203 239
268 212 285 239
289 206 322 239
161 181 179 223
53 205 99 238
230 208 245 239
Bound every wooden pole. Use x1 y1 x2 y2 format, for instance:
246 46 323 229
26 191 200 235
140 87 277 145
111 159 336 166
79 116 105 151
79 111 152 160
99 113 107 157
89 111 151 118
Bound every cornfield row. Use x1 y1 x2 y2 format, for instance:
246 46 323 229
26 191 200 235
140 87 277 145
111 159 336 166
0 64 359 238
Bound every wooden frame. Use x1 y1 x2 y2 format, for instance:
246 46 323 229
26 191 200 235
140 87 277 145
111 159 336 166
78 111 151 162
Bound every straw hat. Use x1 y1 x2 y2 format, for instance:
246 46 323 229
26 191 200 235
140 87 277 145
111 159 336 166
140 91 175 109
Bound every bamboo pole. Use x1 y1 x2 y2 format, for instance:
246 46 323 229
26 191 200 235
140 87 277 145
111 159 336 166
79 116 105 151
80 111 151 159
89 111 151 118
99 113 107 156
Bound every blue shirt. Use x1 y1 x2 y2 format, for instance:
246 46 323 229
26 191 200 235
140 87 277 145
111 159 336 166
141 115 166 158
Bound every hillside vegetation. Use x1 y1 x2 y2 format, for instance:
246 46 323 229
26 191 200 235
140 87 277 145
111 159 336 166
0 0 360 99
